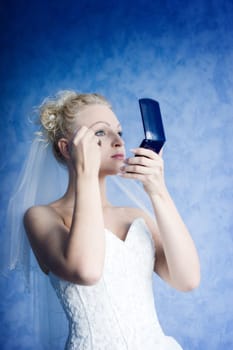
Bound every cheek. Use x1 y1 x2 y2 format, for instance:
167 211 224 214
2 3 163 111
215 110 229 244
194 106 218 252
99 147 114 167
100 148 109 161
98 137 110 150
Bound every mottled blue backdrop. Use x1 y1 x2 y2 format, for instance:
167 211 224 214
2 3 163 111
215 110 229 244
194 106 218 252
0 0 233 349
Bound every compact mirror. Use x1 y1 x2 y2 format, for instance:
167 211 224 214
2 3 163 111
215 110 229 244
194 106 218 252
138 98 166 153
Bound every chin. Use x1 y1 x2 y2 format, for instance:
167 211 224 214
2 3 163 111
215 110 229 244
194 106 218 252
100 167 121 177
99 159 125 177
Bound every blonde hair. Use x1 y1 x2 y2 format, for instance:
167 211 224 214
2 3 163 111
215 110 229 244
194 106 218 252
36 90 111 164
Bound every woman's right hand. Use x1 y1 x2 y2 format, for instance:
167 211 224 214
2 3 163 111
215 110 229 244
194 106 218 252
69 126 101 177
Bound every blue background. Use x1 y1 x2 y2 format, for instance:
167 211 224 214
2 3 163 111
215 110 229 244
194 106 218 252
0 0 233 349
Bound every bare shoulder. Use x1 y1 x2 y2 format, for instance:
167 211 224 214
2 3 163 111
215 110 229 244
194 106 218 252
24 204 61 218
24 204 63 231
23 204 67 248
23 204 71 277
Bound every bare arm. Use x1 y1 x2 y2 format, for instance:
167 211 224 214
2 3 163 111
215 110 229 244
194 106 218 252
149 187 200 291
24 126 105 285
119 147 201 292
64 175 105 281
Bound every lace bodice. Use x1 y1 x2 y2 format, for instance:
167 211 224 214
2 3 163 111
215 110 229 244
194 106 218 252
49 217 183 349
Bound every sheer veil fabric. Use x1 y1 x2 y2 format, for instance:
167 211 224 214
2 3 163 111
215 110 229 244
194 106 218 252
1 135 155 349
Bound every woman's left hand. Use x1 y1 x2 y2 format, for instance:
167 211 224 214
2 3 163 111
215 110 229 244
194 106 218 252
119 147 166 197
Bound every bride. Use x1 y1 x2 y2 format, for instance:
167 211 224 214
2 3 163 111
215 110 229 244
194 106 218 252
16 90 200 349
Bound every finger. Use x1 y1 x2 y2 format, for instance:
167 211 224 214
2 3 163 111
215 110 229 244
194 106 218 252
159 147 163 157
118 172 146 181
126 156 161 167
130 147 158 159
85 129 102 146
71 126 89 144
83 128 102 146
73 127 97 147
121 164 159 175
83 128 96 139
82 129 102 149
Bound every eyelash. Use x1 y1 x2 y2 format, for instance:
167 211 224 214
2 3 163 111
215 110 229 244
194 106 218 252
95 130 123 137
95 130 105 136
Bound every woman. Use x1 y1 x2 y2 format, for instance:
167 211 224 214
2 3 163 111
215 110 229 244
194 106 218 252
21 90 199 349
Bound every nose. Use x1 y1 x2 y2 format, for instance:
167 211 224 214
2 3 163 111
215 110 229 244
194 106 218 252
111 131 125 148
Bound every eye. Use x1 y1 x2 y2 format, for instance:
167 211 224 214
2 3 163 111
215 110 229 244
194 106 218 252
95 129 106 136
118 131 123 137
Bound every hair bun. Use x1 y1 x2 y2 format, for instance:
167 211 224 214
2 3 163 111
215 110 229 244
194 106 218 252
36 90 111 164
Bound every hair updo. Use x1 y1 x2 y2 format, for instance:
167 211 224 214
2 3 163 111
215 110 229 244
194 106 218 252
36 90 111 165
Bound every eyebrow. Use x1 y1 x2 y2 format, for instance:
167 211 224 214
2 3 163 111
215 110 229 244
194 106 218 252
89 121 121 128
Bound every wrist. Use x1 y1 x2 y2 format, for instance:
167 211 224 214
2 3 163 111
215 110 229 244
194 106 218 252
75 175 100 200
76 167 99 180
148 183 170 202
76 172 99 185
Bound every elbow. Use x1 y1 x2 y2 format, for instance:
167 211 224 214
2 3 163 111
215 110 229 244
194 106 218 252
82 273 102 286
179 274 201 292
64 252 104 286
181 261 201 292
171 266 201 292
180 281 200 292
73 266 103 286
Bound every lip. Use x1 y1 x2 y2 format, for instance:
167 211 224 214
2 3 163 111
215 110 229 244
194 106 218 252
111 153 125 160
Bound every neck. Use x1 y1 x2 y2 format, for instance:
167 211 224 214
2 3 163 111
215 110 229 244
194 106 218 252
60 166 112 209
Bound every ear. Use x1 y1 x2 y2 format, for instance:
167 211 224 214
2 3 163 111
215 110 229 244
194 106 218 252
57 138 70 161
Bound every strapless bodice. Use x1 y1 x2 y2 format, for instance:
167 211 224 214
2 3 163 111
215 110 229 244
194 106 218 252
49 217 183 349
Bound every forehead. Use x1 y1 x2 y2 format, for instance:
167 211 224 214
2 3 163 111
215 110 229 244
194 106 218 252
76 104 120 127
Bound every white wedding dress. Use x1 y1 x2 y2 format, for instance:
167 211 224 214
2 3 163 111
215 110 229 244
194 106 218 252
49 217 183 349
